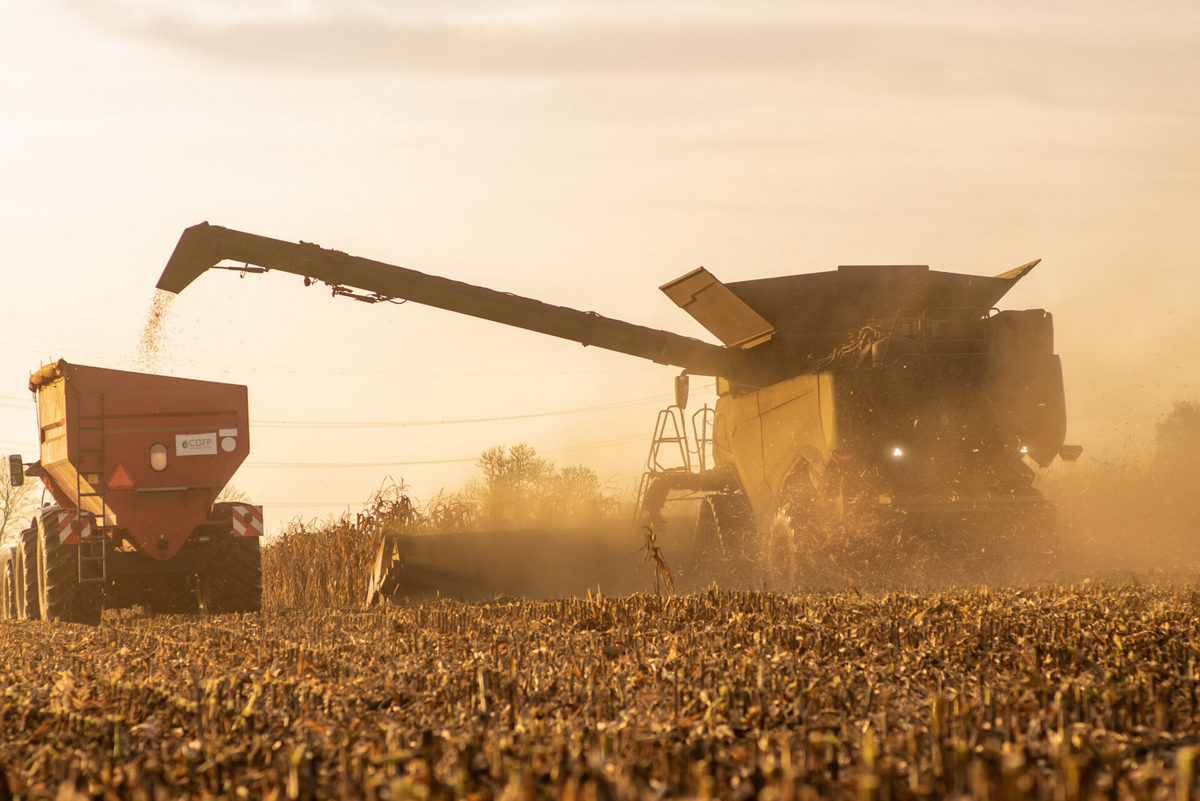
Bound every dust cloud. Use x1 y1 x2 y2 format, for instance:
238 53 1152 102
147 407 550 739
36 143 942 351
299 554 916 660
754 400 1200 593
135 290 175 372
1039 417 1200 579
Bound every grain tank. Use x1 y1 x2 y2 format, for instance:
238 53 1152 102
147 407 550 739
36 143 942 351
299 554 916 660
0 360 262 623
155 223 1079 590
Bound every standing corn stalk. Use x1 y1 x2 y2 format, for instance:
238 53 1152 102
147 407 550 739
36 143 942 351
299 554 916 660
641 524 674 595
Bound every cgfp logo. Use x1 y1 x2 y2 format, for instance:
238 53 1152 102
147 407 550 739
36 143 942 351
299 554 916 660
176 433 218 456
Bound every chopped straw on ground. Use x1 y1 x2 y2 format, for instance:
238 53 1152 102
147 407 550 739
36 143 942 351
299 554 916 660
4 583 1200 799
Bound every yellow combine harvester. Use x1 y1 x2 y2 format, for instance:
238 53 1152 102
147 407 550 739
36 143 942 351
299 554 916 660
158 223 1079 599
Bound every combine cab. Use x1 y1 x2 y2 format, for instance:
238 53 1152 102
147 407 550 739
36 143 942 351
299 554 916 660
0 360 262 623
156 223 1079 597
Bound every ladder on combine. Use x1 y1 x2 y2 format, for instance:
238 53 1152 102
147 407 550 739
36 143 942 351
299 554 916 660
634 404 714 519
74 391 107 583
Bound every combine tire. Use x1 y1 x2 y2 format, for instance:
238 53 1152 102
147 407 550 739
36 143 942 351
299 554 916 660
693 492 755 576
199 537 262 614
37 522 102 626
21 527 40 620
1 548 17 619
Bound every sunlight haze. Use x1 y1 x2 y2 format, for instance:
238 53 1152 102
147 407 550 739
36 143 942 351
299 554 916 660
3 0 1198 526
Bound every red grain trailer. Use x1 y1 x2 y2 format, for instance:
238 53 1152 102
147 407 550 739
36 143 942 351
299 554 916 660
0 360 262 623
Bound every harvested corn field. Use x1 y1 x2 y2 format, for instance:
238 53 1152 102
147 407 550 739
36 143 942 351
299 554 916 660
4 583 1200 799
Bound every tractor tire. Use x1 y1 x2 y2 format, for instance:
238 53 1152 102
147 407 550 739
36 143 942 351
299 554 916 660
21 527 40 621
37 521 103 626
199 537 262 614
1 548 17 620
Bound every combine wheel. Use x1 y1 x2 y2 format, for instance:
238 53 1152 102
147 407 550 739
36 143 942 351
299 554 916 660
21 527 40 620
708 493 753 550
199 537 262 614
36 521 103 625
1 547 17 619
690 491 755 584
771 466 848 588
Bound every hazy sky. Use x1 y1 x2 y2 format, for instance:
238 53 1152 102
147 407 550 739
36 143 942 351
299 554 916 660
2 0 1198 525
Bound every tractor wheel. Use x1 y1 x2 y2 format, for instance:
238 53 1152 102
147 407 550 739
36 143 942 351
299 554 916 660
1 548 16 620
37 521 103 626
21 527 40 620
199 537 262 614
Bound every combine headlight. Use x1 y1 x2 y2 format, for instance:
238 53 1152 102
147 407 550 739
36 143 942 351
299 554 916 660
891 446 904 458
1019 445 1029 455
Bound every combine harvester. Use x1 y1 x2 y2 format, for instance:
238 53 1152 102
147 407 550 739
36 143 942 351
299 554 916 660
156 223 1080 600
1 360 263 623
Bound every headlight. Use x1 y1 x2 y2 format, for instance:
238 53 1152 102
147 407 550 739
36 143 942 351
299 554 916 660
891 446 904 458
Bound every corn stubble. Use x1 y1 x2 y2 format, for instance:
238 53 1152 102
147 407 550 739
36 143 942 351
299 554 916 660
3 583 1200 799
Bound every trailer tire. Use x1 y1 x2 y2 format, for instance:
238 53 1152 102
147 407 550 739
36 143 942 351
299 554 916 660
148 579 199 615
1 548 17 620
208 502 238 521
21 527 40 620
199 537 262 614
37 521 102 626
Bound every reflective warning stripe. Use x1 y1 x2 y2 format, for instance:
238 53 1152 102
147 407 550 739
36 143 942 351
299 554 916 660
56 512 92 546
231 504 264 537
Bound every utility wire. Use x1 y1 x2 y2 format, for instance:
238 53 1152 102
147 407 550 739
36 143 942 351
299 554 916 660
249 392 705 429
0 342 672 378
245 433 647 469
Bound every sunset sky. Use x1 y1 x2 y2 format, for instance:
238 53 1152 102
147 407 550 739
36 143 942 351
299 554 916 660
2 0 1198 526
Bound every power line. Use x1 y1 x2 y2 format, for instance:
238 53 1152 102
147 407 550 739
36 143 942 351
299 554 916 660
249 394 682 429
250 455 472 469
245 433 647 469
0 342 672 379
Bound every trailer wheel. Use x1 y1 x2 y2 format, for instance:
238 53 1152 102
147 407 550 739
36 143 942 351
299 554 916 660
37 521 102 626
1 548 17 620
21 527 40 620
199 537 262 614
147 578 200 615
208 502 238 521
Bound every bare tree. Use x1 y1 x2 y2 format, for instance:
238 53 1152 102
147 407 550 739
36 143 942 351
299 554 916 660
1 460 39 547
216 483 250 504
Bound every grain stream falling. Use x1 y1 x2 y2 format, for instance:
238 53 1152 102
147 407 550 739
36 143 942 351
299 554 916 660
135 290 175 372
3 583 1200 799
